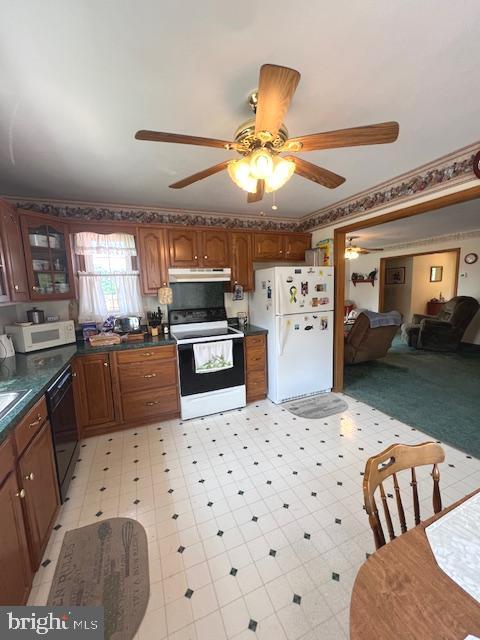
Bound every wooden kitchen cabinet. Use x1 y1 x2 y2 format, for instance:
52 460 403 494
0 466 33 605
168 229 199 267
72 354 116 435
284 235 311 260
0 233 10 303
201 230 229 267
0 201 29 302
253 233 284 260
230 231 253 291
20 213 74 300
245 334 268 402
17 420 60 570
138 227 168 294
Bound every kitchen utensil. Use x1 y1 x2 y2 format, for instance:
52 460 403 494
26 307 45 324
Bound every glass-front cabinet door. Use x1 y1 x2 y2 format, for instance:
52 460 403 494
20 215 74 300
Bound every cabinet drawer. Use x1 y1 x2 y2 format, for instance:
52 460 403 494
15 397 48 456
116 345 176 365
118 359 177 394
122 387 179 423
0 436 15 486
246 335 265 349
246 371 267 400
246 346 265 371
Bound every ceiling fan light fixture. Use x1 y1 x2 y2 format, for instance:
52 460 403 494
345 247 360 260
264 156 295 193
227 158 257 193
249 148 274 180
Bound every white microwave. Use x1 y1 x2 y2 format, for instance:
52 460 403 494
6 320 76 353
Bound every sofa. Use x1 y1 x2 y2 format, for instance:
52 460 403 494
401 296 480 352
344 311 399 364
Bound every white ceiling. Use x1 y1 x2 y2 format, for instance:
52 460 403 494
1 1 479 219
350 199 480 248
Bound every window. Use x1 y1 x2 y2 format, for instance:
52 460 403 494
75 232 144 323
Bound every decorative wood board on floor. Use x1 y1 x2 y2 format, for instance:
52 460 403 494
283 393 348 419
48 518 149 640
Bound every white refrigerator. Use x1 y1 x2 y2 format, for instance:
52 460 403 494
250 266 334 403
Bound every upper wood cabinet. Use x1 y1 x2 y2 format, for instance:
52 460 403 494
137 228 168 294
0 233 10 304
201 230 229 267
0 201 29 302
20 214 74 300
284 235 311 261
17 420 60 570
230 232 253 291
253 233 285 260
168 229 199 267
72 354 115 435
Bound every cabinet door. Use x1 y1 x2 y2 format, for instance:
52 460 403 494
0 471 33 604
168 229 199 267
230 232 253 291
0 233 10 303
72 354 115 432
201 230 229 267
253 233 284 260
18 420 60 570
20 214 74 300
138 228 168 294
284 235 311 261
0 201 29 302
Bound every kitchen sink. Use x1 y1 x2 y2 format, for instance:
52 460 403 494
0 390 31 421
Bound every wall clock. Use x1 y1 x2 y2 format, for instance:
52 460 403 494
464 252 478 264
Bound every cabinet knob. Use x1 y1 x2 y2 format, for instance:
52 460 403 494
29 414 43 429
16 489 26 499
143 373 157 378
72 372 77 377
194 255 198 260
25 472 35 481
204 255 208 259
142 352 153 357
103 361 109 367
14 284 19 291
32 286 39 292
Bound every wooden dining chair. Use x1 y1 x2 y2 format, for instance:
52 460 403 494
363 442 445 549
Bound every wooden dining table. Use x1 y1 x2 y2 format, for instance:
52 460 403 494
350 489 480 639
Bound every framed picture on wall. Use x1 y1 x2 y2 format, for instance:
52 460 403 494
385 267 405 284
430 266 443 282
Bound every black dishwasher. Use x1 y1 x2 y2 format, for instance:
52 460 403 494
46 365 79 503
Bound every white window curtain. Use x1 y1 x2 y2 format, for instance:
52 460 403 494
75 232 144 324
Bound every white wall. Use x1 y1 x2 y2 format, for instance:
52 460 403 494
383 255 414 320
341 236 480 343
410 251 457 317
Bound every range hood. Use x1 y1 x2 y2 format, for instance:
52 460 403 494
168 267 232 283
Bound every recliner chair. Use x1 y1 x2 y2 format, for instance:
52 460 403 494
344 312 399 364
402 296 479 352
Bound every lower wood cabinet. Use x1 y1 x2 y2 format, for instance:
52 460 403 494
18 420 60 569
245 334 268 402
72 353 116 435
73 345 180 437
0 439 32 606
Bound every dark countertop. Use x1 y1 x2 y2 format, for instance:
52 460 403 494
242 324 268 336
0 325 267 444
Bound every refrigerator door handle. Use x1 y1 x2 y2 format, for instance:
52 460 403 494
277 319 289 355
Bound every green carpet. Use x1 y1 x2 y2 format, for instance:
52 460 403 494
344 337 480 458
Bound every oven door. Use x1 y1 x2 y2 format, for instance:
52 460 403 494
177 338 245 396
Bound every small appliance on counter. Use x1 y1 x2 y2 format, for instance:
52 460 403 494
5 320 76 353
26 307 45 324
113 316 143 334
0 334 15 358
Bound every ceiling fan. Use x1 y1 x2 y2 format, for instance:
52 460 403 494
135 63 399 203
345 236 384 260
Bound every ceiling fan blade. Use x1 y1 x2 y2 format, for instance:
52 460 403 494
255 64 301 136
135 130 232 149
288 121 399 152
169 160 230 189
247 179 265 203
285 156 345 189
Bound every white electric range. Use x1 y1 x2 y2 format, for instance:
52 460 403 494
169 308 246 420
